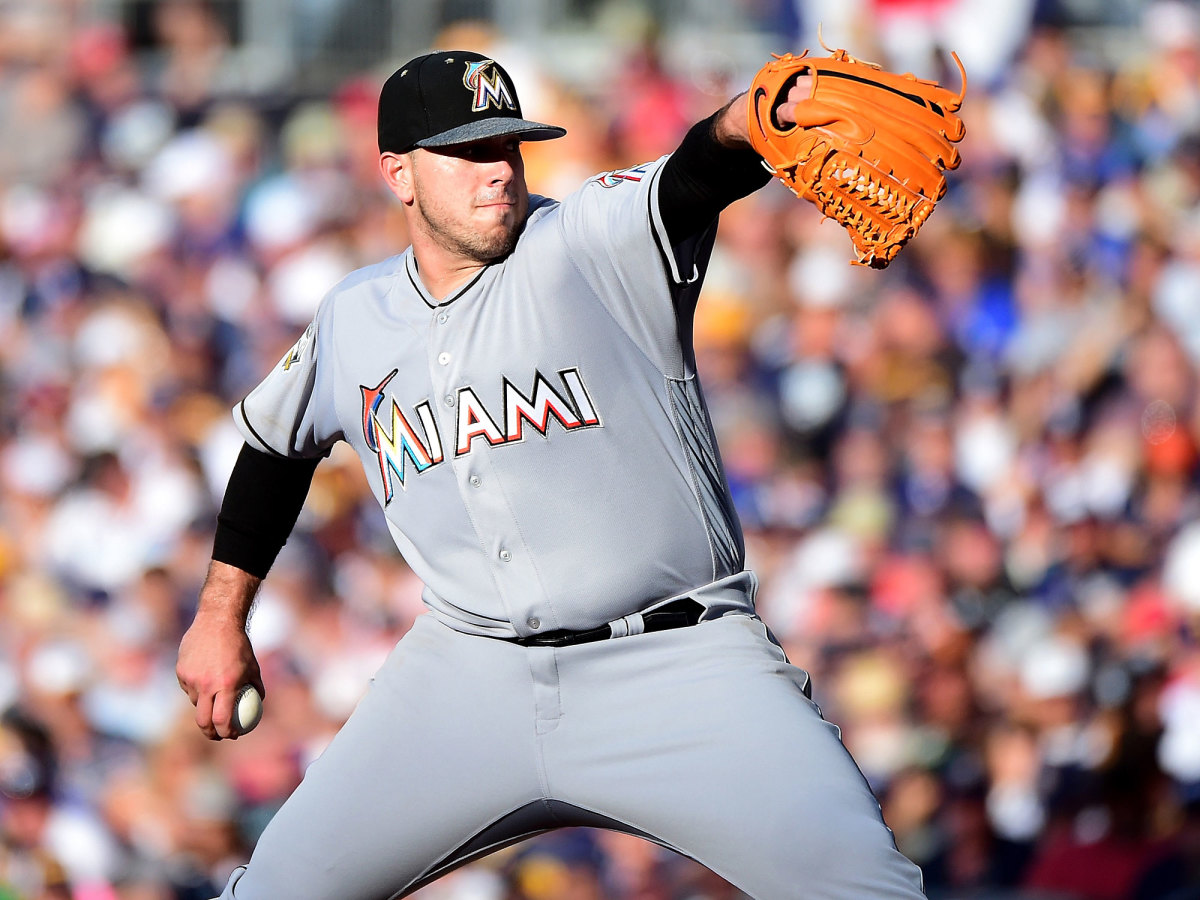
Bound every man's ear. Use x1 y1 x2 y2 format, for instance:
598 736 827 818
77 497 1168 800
379 151 414 204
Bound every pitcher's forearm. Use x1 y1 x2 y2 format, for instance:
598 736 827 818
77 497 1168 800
714 92 752 148
195 559 262 630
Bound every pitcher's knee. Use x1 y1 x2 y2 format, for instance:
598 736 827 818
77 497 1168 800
743 806 925 898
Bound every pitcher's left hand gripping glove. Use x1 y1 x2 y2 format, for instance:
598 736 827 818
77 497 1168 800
748 43 967 268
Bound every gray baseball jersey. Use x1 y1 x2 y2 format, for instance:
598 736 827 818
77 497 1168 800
236 158 747 638
220 158 926 899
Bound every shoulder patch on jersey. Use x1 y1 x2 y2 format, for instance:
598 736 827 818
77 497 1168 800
592 162 654 189
280 323 315 371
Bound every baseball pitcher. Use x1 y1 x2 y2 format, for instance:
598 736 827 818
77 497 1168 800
178 46 963 899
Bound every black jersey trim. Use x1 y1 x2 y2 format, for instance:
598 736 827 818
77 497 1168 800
406 253 488 309
648 165 695 286
237 400 288 458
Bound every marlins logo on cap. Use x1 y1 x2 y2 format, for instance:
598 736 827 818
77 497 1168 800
463 59 516 113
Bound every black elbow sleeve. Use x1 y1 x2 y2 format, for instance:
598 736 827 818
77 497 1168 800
658 110 773 243
211 444 321 578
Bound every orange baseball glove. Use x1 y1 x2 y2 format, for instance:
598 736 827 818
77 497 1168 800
748 43 967 269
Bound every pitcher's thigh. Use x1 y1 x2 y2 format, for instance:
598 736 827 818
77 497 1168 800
220 619 543 900
548 616 926 899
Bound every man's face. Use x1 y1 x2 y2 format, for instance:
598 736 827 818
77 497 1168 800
408 136 529 263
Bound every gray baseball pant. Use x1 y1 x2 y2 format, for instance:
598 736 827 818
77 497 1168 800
217 611 926 899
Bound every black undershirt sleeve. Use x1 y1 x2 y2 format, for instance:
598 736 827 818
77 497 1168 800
211 443 321 578
657 106 773 247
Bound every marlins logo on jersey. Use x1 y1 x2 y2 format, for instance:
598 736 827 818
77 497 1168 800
594 162 654 188
361 367 603 504
281 322 315 370
463 59 516 113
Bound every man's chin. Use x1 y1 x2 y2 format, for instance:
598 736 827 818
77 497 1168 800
481 232 519 262
477 220 522 260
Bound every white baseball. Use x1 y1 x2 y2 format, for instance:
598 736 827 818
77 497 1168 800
232 684 263 734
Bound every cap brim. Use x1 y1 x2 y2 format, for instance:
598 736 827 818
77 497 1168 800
415 118 566 149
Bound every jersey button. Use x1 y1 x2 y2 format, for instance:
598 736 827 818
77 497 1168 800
444 395 455 407
527 617 540 630
469 475 481 487
438 352 451 365
436 313 448 324
498 549 512 562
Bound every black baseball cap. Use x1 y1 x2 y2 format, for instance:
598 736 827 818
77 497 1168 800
378 50 566 154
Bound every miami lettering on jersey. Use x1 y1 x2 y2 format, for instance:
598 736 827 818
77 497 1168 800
361 367 602 504
463 59 516 113
361 370 445 505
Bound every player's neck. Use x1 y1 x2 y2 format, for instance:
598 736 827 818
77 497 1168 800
409 239 490 301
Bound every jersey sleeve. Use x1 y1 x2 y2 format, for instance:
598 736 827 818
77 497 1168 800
553 157 717 378
234 303 343 458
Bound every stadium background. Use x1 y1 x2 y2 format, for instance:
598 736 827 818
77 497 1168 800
1 0 1199 898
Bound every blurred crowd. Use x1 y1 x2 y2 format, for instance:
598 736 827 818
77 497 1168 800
1 0 1200 898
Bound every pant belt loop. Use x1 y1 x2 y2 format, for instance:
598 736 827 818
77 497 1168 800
608 613 645 639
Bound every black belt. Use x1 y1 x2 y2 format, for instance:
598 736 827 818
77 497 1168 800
510 598 705 647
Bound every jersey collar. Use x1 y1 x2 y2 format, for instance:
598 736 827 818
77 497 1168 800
404 251 489 310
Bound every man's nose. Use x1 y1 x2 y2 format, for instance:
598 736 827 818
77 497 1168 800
486 157 515 182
